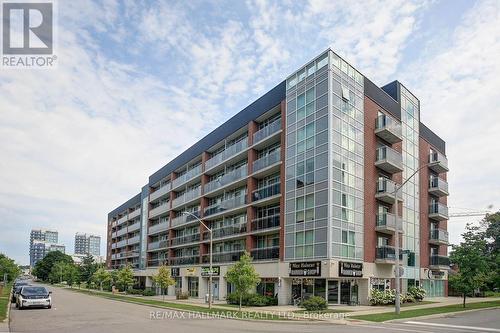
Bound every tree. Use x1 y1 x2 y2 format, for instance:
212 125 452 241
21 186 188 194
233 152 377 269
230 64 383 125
93 267 112 291
32 251 73 281
116 265 135 292
481 211 500 290
225 251 260 311
0 253 20 282
449 223 489 307
65 264 80 288
152 265 175 301
49 261 68 284
79 255 99 286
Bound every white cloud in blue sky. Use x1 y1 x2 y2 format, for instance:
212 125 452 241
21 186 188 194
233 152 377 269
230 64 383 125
0 0 499 264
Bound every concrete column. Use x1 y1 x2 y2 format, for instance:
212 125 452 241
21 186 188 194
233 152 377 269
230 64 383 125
278 278 291 305
167 285 176 296
219 276 227 300
198 276 207 300
181 276 189 293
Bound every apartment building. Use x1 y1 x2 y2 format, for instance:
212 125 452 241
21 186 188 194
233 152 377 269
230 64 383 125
30 229 61 267
75 233 101 256
107 49 449 305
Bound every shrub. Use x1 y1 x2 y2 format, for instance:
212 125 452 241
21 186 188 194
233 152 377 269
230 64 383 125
301 296 328 312
126 288 144 295
369 289 396 305
142 288 156 296
176 291 189 300
408 286 426 301
226 293 277 306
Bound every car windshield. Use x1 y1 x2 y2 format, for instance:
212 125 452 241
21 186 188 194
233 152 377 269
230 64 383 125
21 287 48 295
15 285 29 292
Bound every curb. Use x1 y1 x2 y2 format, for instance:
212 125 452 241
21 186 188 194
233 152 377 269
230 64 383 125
0 287 12 332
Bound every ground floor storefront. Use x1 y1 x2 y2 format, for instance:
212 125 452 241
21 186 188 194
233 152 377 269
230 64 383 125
133 260 448 305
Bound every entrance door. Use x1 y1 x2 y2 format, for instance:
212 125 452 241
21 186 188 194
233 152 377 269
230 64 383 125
340 282 351 305
212 279 219 300
327 280 339 304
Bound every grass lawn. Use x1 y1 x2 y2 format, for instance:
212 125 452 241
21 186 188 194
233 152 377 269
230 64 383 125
350 300 500 322
0 282 13 321
485 291 500 298
293 309 352 314
66 288 291 320
381 300 437 308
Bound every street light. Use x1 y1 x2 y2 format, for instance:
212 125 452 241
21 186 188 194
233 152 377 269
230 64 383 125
182 211 213 309
393 162 434 315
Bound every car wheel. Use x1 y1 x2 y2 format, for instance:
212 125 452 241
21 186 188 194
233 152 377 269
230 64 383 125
47 305 52 309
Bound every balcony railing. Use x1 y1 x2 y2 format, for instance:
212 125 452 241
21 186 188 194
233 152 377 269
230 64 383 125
251 214 280 231
117 215 128 226
148 222 169 235
171 210 201 228
252 149 281 173
172 187 201 208
375 245 402 262
128 222 141 232
149 203 169 219
375 213 401 234
169 256 199 266
203 223 247 240
429 151 449 173
147 259 167 267
375 177 402 204
253 119 281 144
375 146 403 173
429 255 450 268
429 176 449 196
375 114 402 144
204 166 247 194
202 251 244 263
118 251 139 258
429 229 449 245
251 247 279 260
116 239 127 248
429 202 449 220
205 140 248 170
172 164 202 189
204 195 247 217
149 185 170 202
171 233 200 246
252 182 281 202
127 235 140 244
116 228 127 237
147 239 168 251
129 209 141 220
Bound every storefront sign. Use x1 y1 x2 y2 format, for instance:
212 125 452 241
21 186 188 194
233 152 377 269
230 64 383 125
186 267 196 276
339 261 363 277
171 267 180 277
289 261 321 277
201 266 220 276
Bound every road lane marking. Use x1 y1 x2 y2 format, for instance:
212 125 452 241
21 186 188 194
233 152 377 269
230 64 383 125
391 322 475 332
405 321 500 332
361 324 438 333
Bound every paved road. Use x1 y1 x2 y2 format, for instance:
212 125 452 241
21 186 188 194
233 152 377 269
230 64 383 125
7 286 500 333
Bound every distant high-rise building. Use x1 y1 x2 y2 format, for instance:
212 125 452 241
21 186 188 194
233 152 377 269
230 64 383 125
29 229 64 267
74 233 101 256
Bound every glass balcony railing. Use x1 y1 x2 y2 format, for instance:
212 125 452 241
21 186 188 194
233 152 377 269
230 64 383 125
205 140 248 170
204 166 247 194
147 240 168 251
251 214 280 231
127 235 140 244
253 119 281 144
375 146 403 173
202 251 244 263
429 151 449 173
170 233 200 246
430 255 450 267
202 223 247 240
251 247 279 260
149 203 170 218
375 245 402 261
204 195 247 217
430 229 449 244
169 256 199 266
375 213 401 233
429 202 449 219
252 182 281 201
429 176 449 195
375 114 402 143
148 222 169 235
149 185 170 202
253 149 281 173
128 222 141 232
172 187 201 208
172 165 202 189
147 259 167 267
171 210 201 228
116 239 127 248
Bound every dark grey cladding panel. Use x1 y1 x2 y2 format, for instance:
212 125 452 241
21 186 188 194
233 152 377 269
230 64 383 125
148 80 286 185
364 77 401 119
420 122 446 154
381 81 399 102
108 193 141 219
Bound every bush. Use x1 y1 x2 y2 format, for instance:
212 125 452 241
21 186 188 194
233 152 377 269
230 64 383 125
126 288 144 295
143 288 156 296
226 293 277 307
301 296 328 311
408 286 426 301
176 291 189 300
369 289 396 305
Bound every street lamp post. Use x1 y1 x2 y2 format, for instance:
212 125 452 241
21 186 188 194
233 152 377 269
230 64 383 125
182 211 213 309
393 162 434 315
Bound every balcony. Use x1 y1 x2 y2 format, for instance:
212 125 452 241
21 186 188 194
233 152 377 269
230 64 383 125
251 214 280 231
171 211 201 228
202 251 244 263
149 203 169 219
252 182 281 203
375 246 400 264
429 152 449 173
171 233 200 246
375 114 403 144
127 235 140 245
172 165 202 190
116 227 127 237
205 139 248 171
148 222 169 235
203 224 247 240
375 213 401 235
204 166 247 195
116 239 127 248
204 195 247 217
172 187 201 208
111 243 117 249
429 255 450 270
375 178 402 204
429 229 449 246
169 256 199 266
128 222 141 233
117 215 128 226
147 239 168 251
129 209 141 220
375 146 403 174
252 149 281 174
253 119 281 145
429 176 449 197
251 247 279 261
147 259 167 267
149 185 170 202
429 202 449 221
118 251 139 259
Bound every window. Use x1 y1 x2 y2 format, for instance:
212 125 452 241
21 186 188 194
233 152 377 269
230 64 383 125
296 230 314 257
296 193 314 223
341 86 350 101
296 157 314 188
296 123 315 153
317 53 328 70
341 230 355 258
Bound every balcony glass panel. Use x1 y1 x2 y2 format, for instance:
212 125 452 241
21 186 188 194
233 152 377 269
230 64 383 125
171 211 201 228
204 196 247 216
253 149 281 173
430 255 450 267
252 182 281 201
202 251 244 263
171 233 200 246
251 214 280 230
206 140 248 170
172 164 202 188
429 176 449 193
430 229 449 243
148 222 169 234
251 247 279 260
253 119 281 144
204 167 247 194
376 146 403 167
203 223 247 240
429 202 449 217
172 187 201 208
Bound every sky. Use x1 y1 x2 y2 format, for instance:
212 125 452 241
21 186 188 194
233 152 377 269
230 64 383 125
0 0 499 265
